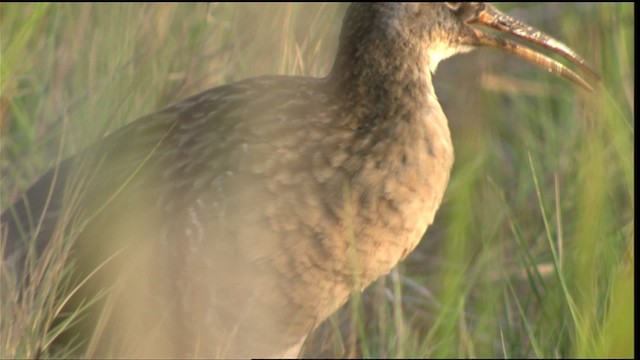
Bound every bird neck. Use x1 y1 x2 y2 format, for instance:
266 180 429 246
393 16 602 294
327 20 436 136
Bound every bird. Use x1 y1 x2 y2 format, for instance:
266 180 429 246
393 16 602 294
0 3 598 358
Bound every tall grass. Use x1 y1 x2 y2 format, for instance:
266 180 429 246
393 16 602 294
1 3 633 358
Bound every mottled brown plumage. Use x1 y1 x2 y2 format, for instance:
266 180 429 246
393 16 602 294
1 3 596 358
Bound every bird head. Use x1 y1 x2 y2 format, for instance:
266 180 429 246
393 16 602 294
334 3 599 91
444 2 599 91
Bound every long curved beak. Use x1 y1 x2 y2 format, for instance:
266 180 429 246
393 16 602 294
462 4 600 92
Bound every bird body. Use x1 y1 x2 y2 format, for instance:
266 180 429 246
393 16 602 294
3 64 453 359
1 3 596 358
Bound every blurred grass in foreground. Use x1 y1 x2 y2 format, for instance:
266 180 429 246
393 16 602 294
0 3 633 358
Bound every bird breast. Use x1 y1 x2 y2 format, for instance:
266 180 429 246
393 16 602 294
289 90 455 299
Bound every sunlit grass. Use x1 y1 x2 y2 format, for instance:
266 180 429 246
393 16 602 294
1 3 633 358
